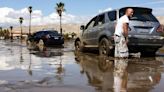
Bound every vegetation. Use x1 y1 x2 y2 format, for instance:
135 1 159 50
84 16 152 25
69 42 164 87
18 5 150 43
56 2 66 35
19 17 24 39
10 26 13 40
63 32 77 40
0 28 10 39
28 6 32 35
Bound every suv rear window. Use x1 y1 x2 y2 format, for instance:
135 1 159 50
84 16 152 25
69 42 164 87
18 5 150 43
119 7 158 22
130 13 158 22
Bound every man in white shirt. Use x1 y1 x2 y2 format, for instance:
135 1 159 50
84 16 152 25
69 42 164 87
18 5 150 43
114 8 134 58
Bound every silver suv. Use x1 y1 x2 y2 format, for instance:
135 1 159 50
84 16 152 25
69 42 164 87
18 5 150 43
75 7 164 56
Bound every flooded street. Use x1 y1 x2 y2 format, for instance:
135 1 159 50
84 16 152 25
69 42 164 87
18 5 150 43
0 40 164 92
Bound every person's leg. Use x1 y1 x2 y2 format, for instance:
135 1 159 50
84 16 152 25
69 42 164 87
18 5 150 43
114 36 121 57
119 36 129 58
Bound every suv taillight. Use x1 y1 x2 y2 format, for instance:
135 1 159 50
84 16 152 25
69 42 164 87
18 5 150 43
157 25 164 32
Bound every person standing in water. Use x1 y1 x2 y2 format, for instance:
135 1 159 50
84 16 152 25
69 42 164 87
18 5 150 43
114 8 134 58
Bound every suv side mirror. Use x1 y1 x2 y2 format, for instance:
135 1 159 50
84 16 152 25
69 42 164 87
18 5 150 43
80 25 85 30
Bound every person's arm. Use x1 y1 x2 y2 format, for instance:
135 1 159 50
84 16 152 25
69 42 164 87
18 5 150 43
123 23 129 38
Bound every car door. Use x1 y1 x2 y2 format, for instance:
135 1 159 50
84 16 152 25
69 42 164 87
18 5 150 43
82 16 97 45
87 14 106 46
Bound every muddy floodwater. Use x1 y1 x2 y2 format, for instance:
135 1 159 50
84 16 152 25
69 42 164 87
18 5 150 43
0 40 164 92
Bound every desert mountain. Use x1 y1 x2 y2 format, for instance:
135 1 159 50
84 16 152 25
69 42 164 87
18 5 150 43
157 16 164 25
12 23 81 35
11 16 164 35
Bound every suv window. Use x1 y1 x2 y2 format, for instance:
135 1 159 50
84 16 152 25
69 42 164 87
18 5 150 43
85 16 97 29
108 11 116 21
94 14 105 26
119 8 158 22
130 13 158 22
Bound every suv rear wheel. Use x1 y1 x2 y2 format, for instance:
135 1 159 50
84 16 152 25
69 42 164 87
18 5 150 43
99 38 111 56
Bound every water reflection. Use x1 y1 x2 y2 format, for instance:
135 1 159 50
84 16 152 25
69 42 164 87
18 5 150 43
113 59 128 92
28 44 66 82
75 52 163 92
55 58 65 83
20 46 24 63
75 52 114 91
29 44 63 58
28 50 32 76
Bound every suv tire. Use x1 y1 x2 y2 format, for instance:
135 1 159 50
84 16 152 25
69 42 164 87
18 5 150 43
75 41 83 51
99 38 111 56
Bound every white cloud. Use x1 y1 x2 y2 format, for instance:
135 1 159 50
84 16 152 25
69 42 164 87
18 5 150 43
0 7 90 28
153 8 164 16
98 7 112 13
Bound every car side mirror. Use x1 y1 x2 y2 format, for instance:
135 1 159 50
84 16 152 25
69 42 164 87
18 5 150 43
80 25 85 30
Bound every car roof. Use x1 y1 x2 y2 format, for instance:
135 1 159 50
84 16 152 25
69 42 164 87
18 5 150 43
33 30 58 34
96 6 152 16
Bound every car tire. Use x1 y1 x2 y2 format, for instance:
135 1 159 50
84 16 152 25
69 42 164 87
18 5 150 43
37 39 45 51
26 40 30 46
75 41 83 51
99 38 111 56
38 39 44 45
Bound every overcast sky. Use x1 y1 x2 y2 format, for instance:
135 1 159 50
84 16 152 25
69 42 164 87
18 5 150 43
0 0 164 28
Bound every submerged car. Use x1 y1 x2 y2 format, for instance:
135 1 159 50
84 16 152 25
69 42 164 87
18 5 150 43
27 30 64 46
75 7 164 56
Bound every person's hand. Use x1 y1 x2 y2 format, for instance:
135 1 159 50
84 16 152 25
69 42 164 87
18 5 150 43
125 39 129 44
123 37 128 44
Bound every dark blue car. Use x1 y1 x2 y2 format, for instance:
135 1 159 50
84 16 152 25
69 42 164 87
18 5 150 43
28 30 64 46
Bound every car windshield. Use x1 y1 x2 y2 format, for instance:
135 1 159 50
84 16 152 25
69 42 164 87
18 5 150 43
33 31 44 37
33 30 59 37
119 7 158 22
45 31 59 36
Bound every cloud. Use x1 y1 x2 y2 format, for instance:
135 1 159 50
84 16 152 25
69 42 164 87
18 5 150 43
0 7 90 28
98 7 112 13
153 8 164 16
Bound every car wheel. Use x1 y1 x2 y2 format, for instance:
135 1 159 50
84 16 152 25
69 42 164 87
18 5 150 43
38 39 44 45
99 38 111 56
75 41 82 51
37 39 45 51
26 40 30 46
